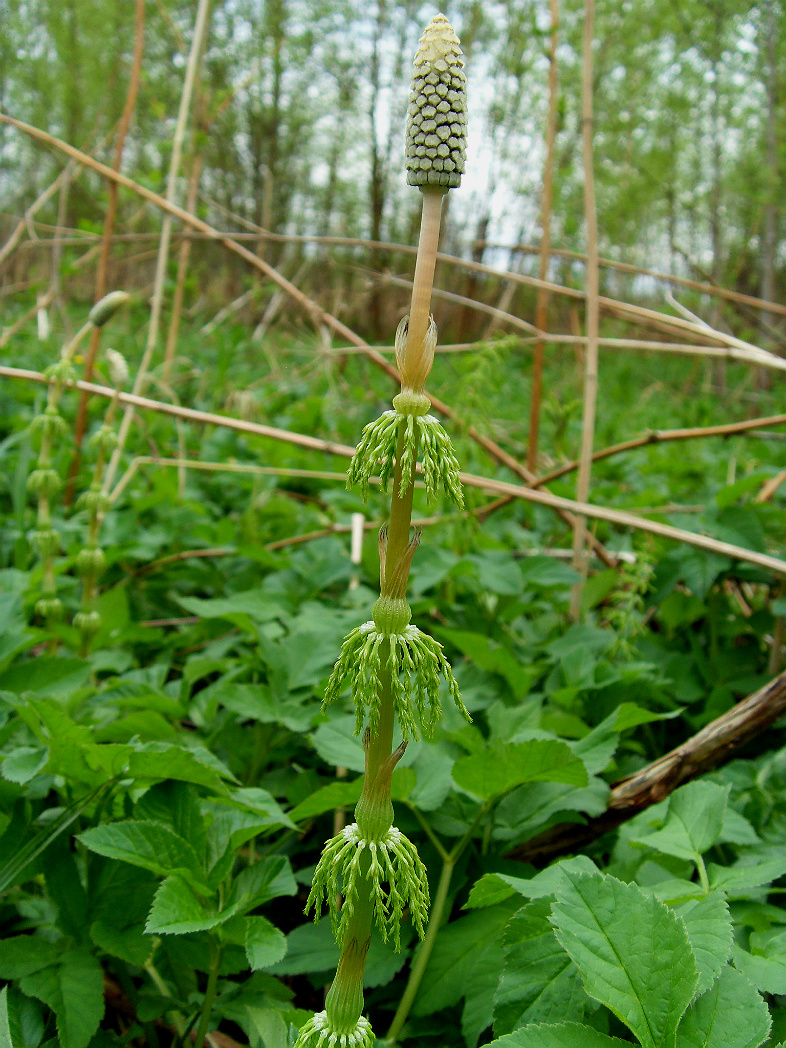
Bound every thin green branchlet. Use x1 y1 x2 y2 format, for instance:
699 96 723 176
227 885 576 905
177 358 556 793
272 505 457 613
75 348 129 654
294 15 468 1048
27 292 129 642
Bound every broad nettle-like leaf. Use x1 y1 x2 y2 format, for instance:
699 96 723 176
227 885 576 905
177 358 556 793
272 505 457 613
453 740 587 800
632 782 729 865
19 950 104 1048
78 821 209 892
493 900 588 1036
675 892 733 995
467 856 598 909
550 870 698 1048
487 1022 631 1047
675 966 770 1048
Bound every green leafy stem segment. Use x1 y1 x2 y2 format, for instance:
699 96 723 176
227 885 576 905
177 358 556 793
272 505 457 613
26 292 129 646
294 16 469 1047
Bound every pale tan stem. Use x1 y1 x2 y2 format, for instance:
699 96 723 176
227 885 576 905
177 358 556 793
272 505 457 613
104 0 212 493
527 0 559 471
402 188 445 389
571 0 600 620
66 0 145 505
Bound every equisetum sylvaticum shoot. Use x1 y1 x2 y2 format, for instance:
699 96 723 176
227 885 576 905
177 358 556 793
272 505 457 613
27 291 129 646
295 15 468 1048
74 348 129 654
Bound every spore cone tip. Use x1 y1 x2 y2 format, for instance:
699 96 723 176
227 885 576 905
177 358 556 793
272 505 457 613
405 14 467 189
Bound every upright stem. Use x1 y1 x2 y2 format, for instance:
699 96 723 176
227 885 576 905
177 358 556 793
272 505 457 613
65 0 145 504
193 939 223 1048
402 189 445 385
527 0 559 471
326 185 443 1033
104 0 212 494
386 858 454 1043
570 0 600 621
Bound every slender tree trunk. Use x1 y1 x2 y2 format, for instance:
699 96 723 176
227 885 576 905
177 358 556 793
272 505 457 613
527 0 560 471
570 0 600 620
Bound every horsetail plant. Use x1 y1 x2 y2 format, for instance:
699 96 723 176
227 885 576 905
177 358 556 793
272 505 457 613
27 291 129 641
74 347 129 654
296 15 468 1048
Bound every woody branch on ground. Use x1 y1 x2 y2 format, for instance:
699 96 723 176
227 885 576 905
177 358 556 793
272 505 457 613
294 15 469 1048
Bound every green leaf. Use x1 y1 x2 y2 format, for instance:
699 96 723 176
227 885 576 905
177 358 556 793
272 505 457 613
412 900 519 1016
550 871 698 1048
0 937 55 979
244 916 287 970
289 768 415 823
145 875 225 935
732 939 786 995
0 986 21 1048
176 591 283 632
126 743 231 793
78 821 209 892
487 1022 630 1047
226 855 298 914
632 782 729 864
453 740 587 800
708 856 786 894
90 920 153 966
676 893 733 995
493 901 587 1036
290 778 364 822
19 950 103 1048
269 919 411 988
676 966 770 1048
467 857 598 909
311 718 365 773
437 629 539 698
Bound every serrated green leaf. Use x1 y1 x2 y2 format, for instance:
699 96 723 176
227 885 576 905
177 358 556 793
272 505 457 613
708 856 786 894
732 939 786 995
550 871 698 1048
493 901 587 1036
145 875 225 935
467 857 598 909
633 782 729 864
126 743 230 793
676 892 733 995
453 740 587 800
19 951 103 1048
78 821 209 892
676 966 770 1048
487 1022 630 1047
244 916 287 970
226 855 297 915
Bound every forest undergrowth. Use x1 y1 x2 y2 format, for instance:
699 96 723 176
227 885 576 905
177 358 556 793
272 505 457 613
2 282 786 1047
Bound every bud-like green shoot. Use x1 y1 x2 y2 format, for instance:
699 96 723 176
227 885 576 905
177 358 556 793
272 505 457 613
89 291 130 328
406 14 467 188
105 348 129 388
